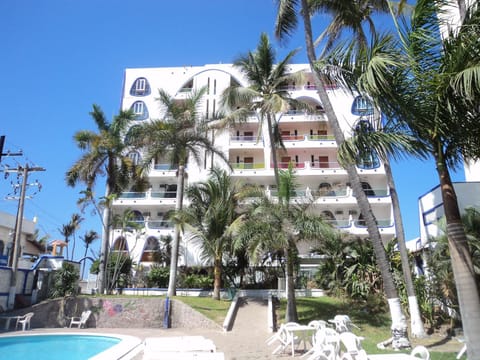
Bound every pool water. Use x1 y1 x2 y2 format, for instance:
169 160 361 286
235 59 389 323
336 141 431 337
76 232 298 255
0 334 121 360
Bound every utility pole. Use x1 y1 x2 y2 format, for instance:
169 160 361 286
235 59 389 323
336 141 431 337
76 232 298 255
0 135 23 164
5 163 45 310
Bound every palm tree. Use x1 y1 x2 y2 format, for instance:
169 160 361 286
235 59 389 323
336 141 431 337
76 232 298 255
274 0 410 342
220 32 308 190
235 166 332 322
66 104 141 294
59 223 74 259
80 230 99 279
135 87 228 297
308 0 390 56
69 213 84 261
176 167 240 300
335 103 427 337
332 0 480 354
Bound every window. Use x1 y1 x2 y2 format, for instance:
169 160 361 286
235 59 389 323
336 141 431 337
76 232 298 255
130 101 149 120
130 77 151 96
112 237 128 252
128 151 141 165
354 120 380 169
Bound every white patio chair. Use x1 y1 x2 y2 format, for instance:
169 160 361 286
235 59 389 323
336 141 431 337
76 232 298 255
338 331 367 360
69 310 92 328
328 315 359 333
303 327 339 360
411 345 430 360
16 312 34 331
456 344 467 359
308 320 328 331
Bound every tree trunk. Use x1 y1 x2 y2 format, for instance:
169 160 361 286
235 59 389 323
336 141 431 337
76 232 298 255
213 256 222 300
266 112 281 190
436 154 480 359
285 241 298 322
167 165 186 297
98 185 111 295
384 156 426 337
299 0 409 347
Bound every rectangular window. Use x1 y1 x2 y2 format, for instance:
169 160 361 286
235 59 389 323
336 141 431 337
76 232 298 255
214 79 217 95
133 102 144 114
135 79 146 93
212 99 216 117
206 100 209 119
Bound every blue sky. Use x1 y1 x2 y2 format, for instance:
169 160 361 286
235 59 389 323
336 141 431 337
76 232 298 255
0 1 465 262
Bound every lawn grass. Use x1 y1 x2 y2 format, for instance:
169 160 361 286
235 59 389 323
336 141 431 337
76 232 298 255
173 295 459 360
174 296 231 325
277 297 458 360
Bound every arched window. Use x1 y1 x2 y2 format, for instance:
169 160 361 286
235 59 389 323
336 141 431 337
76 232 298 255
354 119 380 169
321 211 335 221
112 236 128 252
318 182 332 196
361 182 376 197
130 101 149 121
141 236 160 262
127 151 141 166
130 77 151 96
351 95 374 115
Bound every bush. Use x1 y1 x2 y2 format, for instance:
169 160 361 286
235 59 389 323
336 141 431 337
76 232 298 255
146 265 170 288
49 262 79 298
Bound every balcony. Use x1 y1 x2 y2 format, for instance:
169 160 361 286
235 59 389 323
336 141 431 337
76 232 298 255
114 190 177 205
231 162 265 170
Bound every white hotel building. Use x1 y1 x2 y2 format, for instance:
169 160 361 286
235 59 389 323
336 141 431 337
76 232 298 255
111 64 395 274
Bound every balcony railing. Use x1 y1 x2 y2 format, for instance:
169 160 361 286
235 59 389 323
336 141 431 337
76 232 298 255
117 192 146 199
147 220 174 229
230 135 262 142
154 164 177 171
313 188 348 197
307 134 335 141
117 190 177 200
151 191 177 199
354 219 393 228
231 162 265 170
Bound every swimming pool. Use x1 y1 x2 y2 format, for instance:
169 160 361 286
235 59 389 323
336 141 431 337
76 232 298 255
0 333 142 360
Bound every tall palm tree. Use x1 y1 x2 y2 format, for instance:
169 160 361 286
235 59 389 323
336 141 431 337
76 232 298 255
69 213 84 261
333 0 480 354
80 230 99 279
66 104 140 294
275 0 410 342
235 166 332 321
176 167 239 300
135 87 228 297
59 223 74 259
334 95 427 337
220 32 307 190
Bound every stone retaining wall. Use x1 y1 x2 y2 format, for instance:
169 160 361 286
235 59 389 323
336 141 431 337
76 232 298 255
7 296 221 331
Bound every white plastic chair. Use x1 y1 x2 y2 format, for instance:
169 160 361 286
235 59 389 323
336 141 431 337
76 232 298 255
411 345 430 360
69 310 92 328
328 315 359 333
303 327 339 360
308 320 328 330
456 344 467 359
339 331 367 360
16 312 34 331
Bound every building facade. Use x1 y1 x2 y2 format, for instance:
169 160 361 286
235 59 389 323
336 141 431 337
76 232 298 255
112 64 395 275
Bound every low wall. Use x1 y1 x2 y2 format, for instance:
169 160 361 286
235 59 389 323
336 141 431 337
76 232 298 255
5 297 221 331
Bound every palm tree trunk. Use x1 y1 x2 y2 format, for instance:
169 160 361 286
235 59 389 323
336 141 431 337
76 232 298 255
82 246 88 279
384 156 426 337
213 257 222 300
300 0 409 346
167 165 186 297
285 240 298 322
436 154 480 359
266 113 281 189
98 185 111 294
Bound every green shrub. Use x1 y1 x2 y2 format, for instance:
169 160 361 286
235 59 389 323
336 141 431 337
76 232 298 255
146 265 170 288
